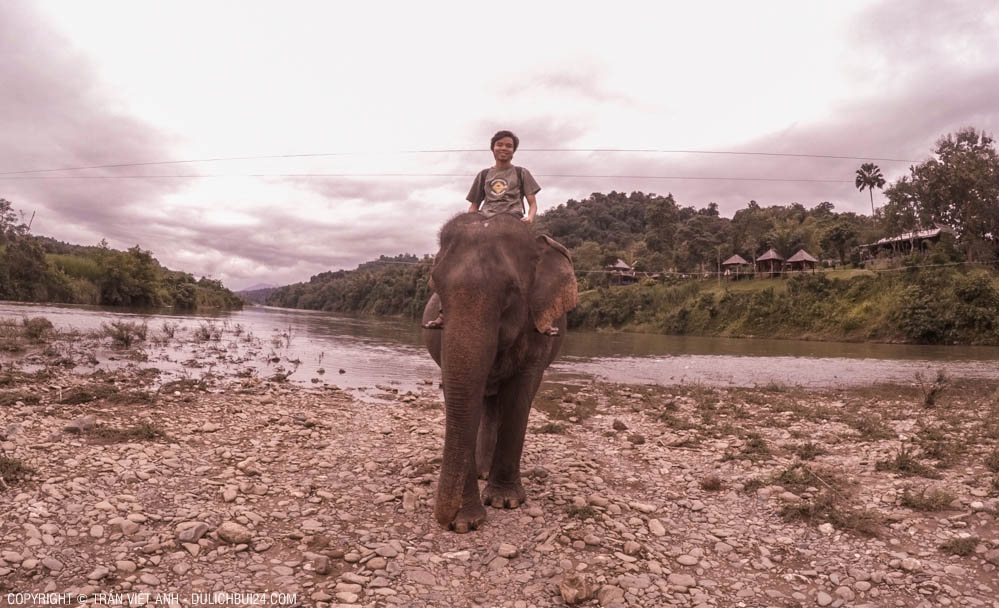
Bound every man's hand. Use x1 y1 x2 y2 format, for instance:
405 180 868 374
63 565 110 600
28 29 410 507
521 215 534 224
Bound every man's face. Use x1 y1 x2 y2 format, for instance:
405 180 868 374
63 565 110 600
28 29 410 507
492 137 516 162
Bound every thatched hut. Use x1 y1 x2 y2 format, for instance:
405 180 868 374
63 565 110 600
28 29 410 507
722 254 750 279
787 249 818 272
755 249 785 276
605 259 637 285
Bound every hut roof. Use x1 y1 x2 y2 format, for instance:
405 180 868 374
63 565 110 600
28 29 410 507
722 254 749 266
756 248 784 262
607 259 632 270
787 249 818 263
861 226 952 248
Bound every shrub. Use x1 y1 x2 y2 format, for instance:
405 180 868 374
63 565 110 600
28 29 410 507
22 316 54 341
102 321 148 348
939 536 979 557
0 455 35 485
901 486 956 511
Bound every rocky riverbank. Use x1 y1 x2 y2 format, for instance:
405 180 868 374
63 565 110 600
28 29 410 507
1 327 999 608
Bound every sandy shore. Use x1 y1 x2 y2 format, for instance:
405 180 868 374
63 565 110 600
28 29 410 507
1 324 998 608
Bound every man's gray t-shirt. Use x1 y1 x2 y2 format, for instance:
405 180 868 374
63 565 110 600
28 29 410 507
466 166 541 218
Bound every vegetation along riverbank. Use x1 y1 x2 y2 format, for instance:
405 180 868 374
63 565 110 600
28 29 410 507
1 319 999 605
0 199 241 310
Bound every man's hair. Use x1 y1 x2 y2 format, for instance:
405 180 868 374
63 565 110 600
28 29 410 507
490 130 519 151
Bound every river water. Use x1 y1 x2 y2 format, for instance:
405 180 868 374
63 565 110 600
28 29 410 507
3 301 998 393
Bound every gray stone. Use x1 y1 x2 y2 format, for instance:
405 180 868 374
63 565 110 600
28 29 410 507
406 569 436 586
42 557 63 571
498 543 519 558
816 591 833 606
65 415 96 433
560 574 595 605
668 573 696 588
677 554 698 566
216 521 252 544
648 519 667 537
176 522 210 543
87 566 109 580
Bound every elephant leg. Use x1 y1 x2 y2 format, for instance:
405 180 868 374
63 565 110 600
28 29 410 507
482 371 543 509
477 394 500 480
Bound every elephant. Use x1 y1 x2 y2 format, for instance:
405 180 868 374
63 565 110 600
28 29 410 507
422 212 577 532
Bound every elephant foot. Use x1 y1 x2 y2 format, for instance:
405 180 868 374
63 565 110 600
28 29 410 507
447 502 487 533
482 481 526 509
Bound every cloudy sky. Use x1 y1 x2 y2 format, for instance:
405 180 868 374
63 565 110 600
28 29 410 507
2 1 996 289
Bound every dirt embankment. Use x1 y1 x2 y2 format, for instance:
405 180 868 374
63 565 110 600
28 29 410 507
1 329 999 608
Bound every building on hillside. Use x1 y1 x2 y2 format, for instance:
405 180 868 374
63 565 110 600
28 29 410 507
606 259 638 285
859 226 954 263
755 249 785 277
787 249 818 272
722 254 750 279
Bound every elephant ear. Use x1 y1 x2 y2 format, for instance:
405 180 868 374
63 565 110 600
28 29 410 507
530 235 578 333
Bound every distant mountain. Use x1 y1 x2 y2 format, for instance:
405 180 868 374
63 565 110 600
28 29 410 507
240 282 276 292
238 286 276 305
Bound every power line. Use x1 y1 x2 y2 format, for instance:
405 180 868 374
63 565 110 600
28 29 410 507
0 172 853 183
0 148 917 176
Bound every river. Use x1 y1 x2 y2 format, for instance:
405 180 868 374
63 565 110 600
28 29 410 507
3 301 998 395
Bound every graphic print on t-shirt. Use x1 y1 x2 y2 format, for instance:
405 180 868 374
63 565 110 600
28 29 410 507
489 178 508 196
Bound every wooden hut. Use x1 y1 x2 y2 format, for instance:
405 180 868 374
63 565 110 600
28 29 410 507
605 259 637 285
755 249 785 277
787 249 818 272
722 254 750 279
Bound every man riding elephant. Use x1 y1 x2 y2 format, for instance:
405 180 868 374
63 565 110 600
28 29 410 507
423 130 558 336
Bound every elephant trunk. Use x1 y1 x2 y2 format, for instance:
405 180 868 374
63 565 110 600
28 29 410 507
434 297 499 528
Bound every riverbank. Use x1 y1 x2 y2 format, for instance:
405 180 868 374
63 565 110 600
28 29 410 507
570 266 999 346
2 326 998 607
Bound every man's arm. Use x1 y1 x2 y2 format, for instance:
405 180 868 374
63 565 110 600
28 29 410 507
468 202 479 213
522 194 538 223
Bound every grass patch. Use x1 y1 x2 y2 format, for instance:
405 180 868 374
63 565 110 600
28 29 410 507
779 491 882 537
105 390 156 405
794 442 826 461
535 422 568 435
742 477 766 493
533 385 598 421
772 463 849 495
722 433 771 462
159 378 208 394
916 425 964 469
0 390 41 407
845 414 894 441
939 536 979 557
0 455 35 485
985 449 999 473
700 474 723 491
565 505 597 520
875 444 940 479
901 486 956 511
90 422 170 443
59 383 119 405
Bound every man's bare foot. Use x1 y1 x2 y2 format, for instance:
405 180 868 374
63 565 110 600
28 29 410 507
422 312 444 330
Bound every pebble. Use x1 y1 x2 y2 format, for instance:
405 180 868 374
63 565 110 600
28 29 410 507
498 543 519 558
217 522 253 544
668 573 696 588
817 591 833 606
677 554 699 566
648 519 667 537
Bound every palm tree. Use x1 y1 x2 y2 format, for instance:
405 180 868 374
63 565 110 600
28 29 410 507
855 163 886 216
